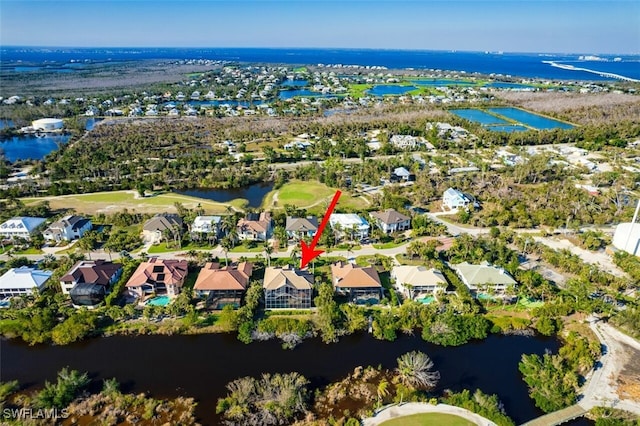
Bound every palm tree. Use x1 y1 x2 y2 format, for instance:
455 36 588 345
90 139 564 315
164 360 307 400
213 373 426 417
263 242 273 267
395 350 440 390
376 378 390 408
221 237 233 266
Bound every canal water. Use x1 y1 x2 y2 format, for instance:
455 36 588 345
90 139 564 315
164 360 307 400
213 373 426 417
0 332 592 425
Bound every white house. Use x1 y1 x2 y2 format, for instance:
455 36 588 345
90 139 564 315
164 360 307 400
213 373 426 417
0 267 53 299
443 188 472 210
191 216 222 235
452 261 517 294
369 209 411 234
390 135 421 150
0 217 46 241
392 167 413 181
43 215 92 242
329 214 370 240
391 265 448 299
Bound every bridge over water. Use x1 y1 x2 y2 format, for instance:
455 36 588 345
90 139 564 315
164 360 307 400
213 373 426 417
519 404 587 426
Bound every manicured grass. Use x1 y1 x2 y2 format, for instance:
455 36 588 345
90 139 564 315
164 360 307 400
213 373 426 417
373 241 407 249
263 180 337 209
229 243 266 253
347 83 372 99
147 242 214 254
21 190 245 215
380 413 475 426
13 247 44 255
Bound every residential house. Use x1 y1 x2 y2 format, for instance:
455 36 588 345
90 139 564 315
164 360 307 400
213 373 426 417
43 215 92 242
237 212 272 241
452 261 517 295
391 265 448 301
0 266 52 299
0 217 46 241
263 265 314 309
391 167 415 182
60 260 123 307
442 188 472 210
125 257 189 299
370 209 411 234
285 216 318 240
390 135 421 150
191 216 222 240
194 262 253 309
142 214 183 244
331 261 383 304
329 213 370 241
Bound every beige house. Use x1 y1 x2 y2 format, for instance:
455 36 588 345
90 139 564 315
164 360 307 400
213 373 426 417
391 265 448 300
142 214 183 244
263 266 313 309
452 261 517 296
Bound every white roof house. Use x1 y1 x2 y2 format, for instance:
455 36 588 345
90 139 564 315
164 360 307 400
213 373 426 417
0 267 53 298
329 214 370 239
392 265 448 298
0 217 46 240
192 216 222 234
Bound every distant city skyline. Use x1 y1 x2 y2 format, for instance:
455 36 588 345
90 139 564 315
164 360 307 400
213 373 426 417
1 1 639 54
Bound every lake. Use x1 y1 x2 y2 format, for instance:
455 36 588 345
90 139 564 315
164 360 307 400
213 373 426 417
367 85 417 96
1 332 583 425
176 182 274 207
450 109 510 125
411 79 476 87
488 107 575 130
281 79 308 87
279 89 330 99
0 134 71 162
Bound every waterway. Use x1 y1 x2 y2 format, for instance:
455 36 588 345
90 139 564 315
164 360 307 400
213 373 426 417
367 85 417 96
0 333 572 425
176 182 274 208
0 134 71 162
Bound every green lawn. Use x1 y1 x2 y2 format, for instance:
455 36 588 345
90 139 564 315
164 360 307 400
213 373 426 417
147 242 214 254
21 190 246 215
373 240 407 249
380 413 476 426
263 180 337 209
347 83 372 98
13 247 44 255
229 243 266 253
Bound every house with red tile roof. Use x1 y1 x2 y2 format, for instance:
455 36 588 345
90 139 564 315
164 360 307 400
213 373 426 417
331 261 383 304
194 262 253 309
125 257 188 299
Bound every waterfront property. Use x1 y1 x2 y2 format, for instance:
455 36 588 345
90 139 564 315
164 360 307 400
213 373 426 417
370 209 411 234
263 265 314 309
194 262 253 309
452 261 517 295
329 213 370 241
0 266 52 299
331 261 383 304
142 214 183 244
125 257 189 299
237 212 272 242
442 188 472 210
391 265 448 300
0 216 46 241
190 215 222 242
42 215 92 242
62 260 123 307
285 216 319 240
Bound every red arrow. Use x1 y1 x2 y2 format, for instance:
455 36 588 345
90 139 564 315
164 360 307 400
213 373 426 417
300 190 342 269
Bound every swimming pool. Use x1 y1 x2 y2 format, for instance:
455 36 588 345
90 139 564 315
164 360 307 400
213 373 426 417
146 296 171 306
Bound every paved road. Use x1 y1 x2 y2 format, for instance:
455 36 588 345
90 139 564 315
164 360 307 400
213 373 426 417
362 402 498 426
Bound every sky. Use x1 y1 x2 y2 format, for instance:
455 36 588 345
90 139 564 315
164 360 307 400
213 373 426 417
1 1 639 54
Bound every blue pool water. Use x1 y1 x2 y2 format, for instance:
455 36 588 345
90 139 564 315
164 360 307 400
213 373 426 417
488 108 574 130
146 296 171 306
367 85 417 96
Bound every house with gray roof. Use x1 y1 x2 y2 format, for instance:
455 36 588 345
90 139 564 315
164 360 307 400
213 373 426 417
142 214 183 244
370 209 411 234
43 215 92 242
285 216 318 240
452 261 517 295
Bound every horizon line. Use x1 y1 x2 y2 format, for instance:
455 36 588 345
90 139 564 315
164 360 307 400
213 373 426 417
1 45 638 57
